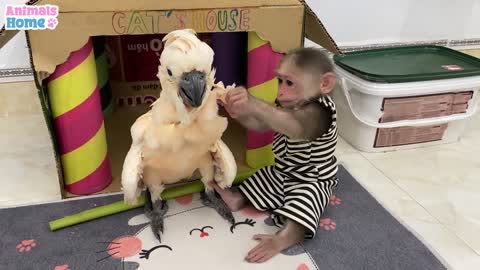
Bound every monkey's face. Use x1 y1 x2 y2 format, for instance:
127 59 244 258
276 58 336 109
275 60 310 108
276 76 301 108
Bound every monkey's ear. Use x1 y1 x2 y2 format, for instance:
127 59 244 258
320 72 337 95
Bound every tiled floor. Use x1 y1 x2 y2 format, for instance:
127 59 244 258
337 107 480 269
1 82 480 269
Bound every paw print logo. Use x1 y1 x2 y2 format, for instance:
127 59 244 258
329 194 342 206
54 264 69 270
47 18 58 29
16 239 36 252
319 218 336 231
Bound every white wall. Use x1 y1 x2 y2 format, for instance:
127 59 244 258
0 0 28 27
1 0 34 70
306 0 480 46
0 31 30 70
1 0 480 71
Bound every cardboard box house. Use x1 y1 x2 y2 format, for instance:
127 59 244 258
0 0 341 198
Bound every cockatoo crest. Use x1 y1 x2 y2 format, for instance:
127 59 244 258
162 29 199 53
154 29 216 125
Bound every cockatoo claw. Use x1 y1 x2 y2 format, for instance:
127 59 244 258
151 220 164 242
154 232 162 243
144 190 153 214
150 205 168 242
144 190 169 242
200 191 235 225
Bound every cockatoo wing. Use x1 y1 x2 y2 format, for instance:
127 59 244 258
208 82 238 188
210 139 237 189
121 113 151 205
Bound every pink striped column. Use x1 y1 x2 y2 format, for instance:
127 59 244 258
47 37 112 195
246 32 284 168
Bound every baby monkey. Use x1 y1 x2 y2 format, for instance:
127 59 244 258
212 47 340 263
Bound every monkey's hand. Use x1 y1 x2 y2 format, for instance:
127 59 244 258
223 86 253 119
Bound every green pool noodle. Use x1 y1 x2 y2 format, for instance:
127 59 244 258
102 99 114 118
49 169 256 231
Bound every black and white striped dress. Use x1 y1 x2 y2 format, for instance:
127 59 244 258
238 95 339 239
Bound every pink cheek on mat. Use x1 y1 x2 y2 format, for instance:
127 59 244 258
175 194 193 205
54 264 69 270
296 263 309 270
240 206 266 218
108 236 142 258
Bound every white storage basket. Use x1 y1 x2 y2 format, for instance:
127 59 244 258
332 65 479 152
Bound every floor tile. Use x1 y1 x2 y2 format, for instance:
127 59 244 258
361 112 480 255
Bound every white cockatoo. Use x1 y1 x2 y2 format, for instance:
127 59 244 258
121 29 237 241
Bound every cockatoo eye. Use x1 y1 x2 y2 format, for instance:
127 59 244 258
167 69 173 77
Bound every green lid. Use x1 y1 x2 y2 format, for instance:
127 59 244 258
333 45 480 83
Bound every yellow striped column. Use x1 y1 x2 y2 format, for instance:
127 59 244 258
47 37 112 195
246 32 284 168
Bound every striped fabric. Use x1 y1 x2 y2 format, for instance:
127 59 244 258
239 95 339 238
274 95 339 181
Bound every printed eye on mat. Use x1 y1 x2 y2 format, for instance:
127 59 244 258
0 166 446 270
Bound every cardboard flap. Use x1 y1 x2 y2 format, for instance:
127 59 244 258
0 0 302 50
25 5 306 75
33 0 300 12
0 0 342 74
301 1 342 55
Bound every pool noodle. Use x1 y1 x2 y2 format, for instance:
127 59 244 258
49 169 256 231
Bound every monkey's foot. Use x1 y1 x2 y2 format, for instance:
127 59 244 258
147 197 169 242
201 190 235 225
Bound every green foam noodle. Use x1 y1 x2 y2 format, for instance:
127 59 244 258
49 168 256 231
102 99 114 117
95 53 109 89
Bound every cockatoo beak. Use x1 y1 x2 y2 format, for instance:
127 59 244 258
179 70 207 108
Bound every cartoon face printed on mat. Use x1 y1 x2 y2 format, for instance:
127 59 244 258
115 193 317 270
